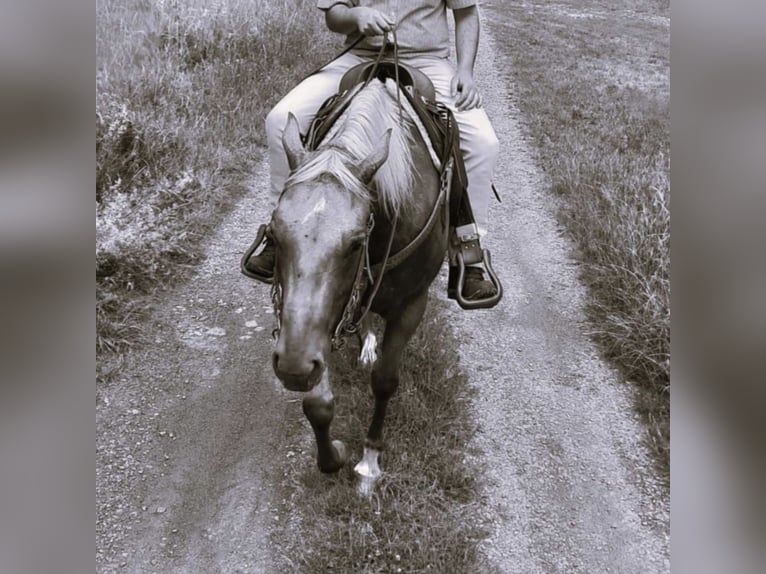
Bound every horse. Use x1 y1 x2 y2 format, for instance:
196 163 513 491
268 78 448 494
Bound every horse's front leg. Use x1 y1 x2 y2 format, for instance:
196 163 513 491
303 369 348 473
355 291 428 495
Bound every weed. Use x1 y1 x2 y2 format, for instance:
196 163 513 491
96 0 336 354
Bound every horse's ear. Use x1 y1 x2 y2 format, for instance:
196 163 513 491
356 129 391 184
282 113 306 171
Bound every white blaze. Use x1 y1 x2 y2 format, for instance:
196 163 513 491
300 196 326 224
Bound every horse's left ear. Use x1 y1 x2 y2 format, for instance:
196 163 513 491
356 129 391 184
283 113 306 171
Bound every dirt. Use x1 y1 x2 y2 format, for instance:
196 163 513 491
96 17 669 574
445 25 670 573
96 159 289 573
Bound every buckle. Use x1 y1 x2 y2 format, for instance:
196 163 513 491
454 223 483 266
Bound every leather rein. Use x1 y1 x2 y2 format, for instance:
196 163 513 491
329 155 452 350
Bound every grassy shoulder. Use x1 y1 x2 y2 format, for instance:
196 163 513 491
96 0 335 355
274 304 491 573
482 0 670 477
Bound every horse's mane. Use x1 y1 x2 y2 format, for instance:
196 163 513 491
285 79 416 218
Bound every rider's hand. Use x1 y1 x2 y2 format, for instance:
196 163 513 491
353 7 395 37
450 69 482 111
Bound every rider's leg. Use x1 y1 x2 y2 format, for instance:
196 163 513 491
245 52 365 277
449 108 499 238
265 52 366 203
407 56 500 298
406 56 499 239
446 108 499 299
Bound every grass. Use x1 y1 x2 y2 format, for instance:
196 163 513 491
482 0 670 477
273 304 491 573
96 0 335 355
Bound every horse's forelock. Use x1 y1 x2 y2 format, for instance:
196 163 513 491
285 150 370 204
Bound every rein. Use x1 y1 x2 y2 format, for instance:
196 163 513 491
331 155 452 350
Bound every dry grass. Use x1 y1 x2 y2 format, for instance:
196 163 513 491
96 0 335 354
483 0 670 477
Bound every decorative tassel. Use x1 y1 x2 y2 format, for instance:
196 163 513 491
360 331 378 365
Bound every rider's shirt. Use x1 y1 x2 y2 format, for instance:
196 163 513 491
317 0 477 58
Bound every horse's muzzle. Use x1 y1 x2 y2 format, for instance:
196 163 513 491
272 351 324 392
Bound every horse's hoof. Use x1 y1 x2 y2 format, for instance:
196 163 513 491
317 440 348 473
331 440 348 466
353 446 381 497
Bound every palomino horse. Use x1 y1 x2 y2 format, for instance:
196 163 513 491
268 78 447 494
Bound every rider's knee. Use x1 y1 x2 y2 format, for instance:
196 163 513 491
464 121 499 163
265 105 288 144
482 129 500 161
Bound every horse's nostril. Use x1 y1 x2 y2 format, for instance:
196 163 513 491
272 351 322 379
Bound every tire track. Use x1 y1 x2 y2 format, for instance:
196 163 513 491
97 159 290 573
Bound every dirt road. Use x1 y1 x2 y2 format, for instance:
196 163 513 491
96 157 288 572
97 20 669 574
446 27 670 573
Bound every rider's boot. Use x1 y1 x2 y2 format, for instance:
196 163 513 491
461 266 497 299
243 236 276 281
447 264 497 300
447 223 503 309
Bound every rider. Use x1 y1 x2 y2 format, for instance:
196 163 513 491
245 0 499 300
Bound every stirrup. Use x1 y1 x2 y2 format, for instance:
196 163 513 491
447 224 502 309
240 224 274 284
449 251 503 309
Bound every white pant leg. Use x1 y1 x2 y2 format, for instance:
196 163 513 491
403 56 499 237
265 52 365 203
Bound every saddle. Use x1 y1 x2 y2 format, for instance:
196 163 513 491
339 61 436 101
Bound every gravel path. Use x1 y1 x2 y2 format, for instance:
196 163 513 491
438 22 671 574
96 160 287 573
97 18 669 574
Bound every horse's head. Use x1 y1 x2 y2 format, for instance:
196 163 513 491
270 114 391 391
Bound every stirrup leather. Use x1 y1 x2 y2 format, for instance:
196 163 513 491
447 224 503 310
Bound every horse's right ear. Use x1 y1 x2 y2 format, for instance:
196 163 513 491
283 113 306 171
355 129 392 184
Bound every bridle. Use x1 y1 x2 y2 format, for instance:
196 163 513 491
270 154 453 350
